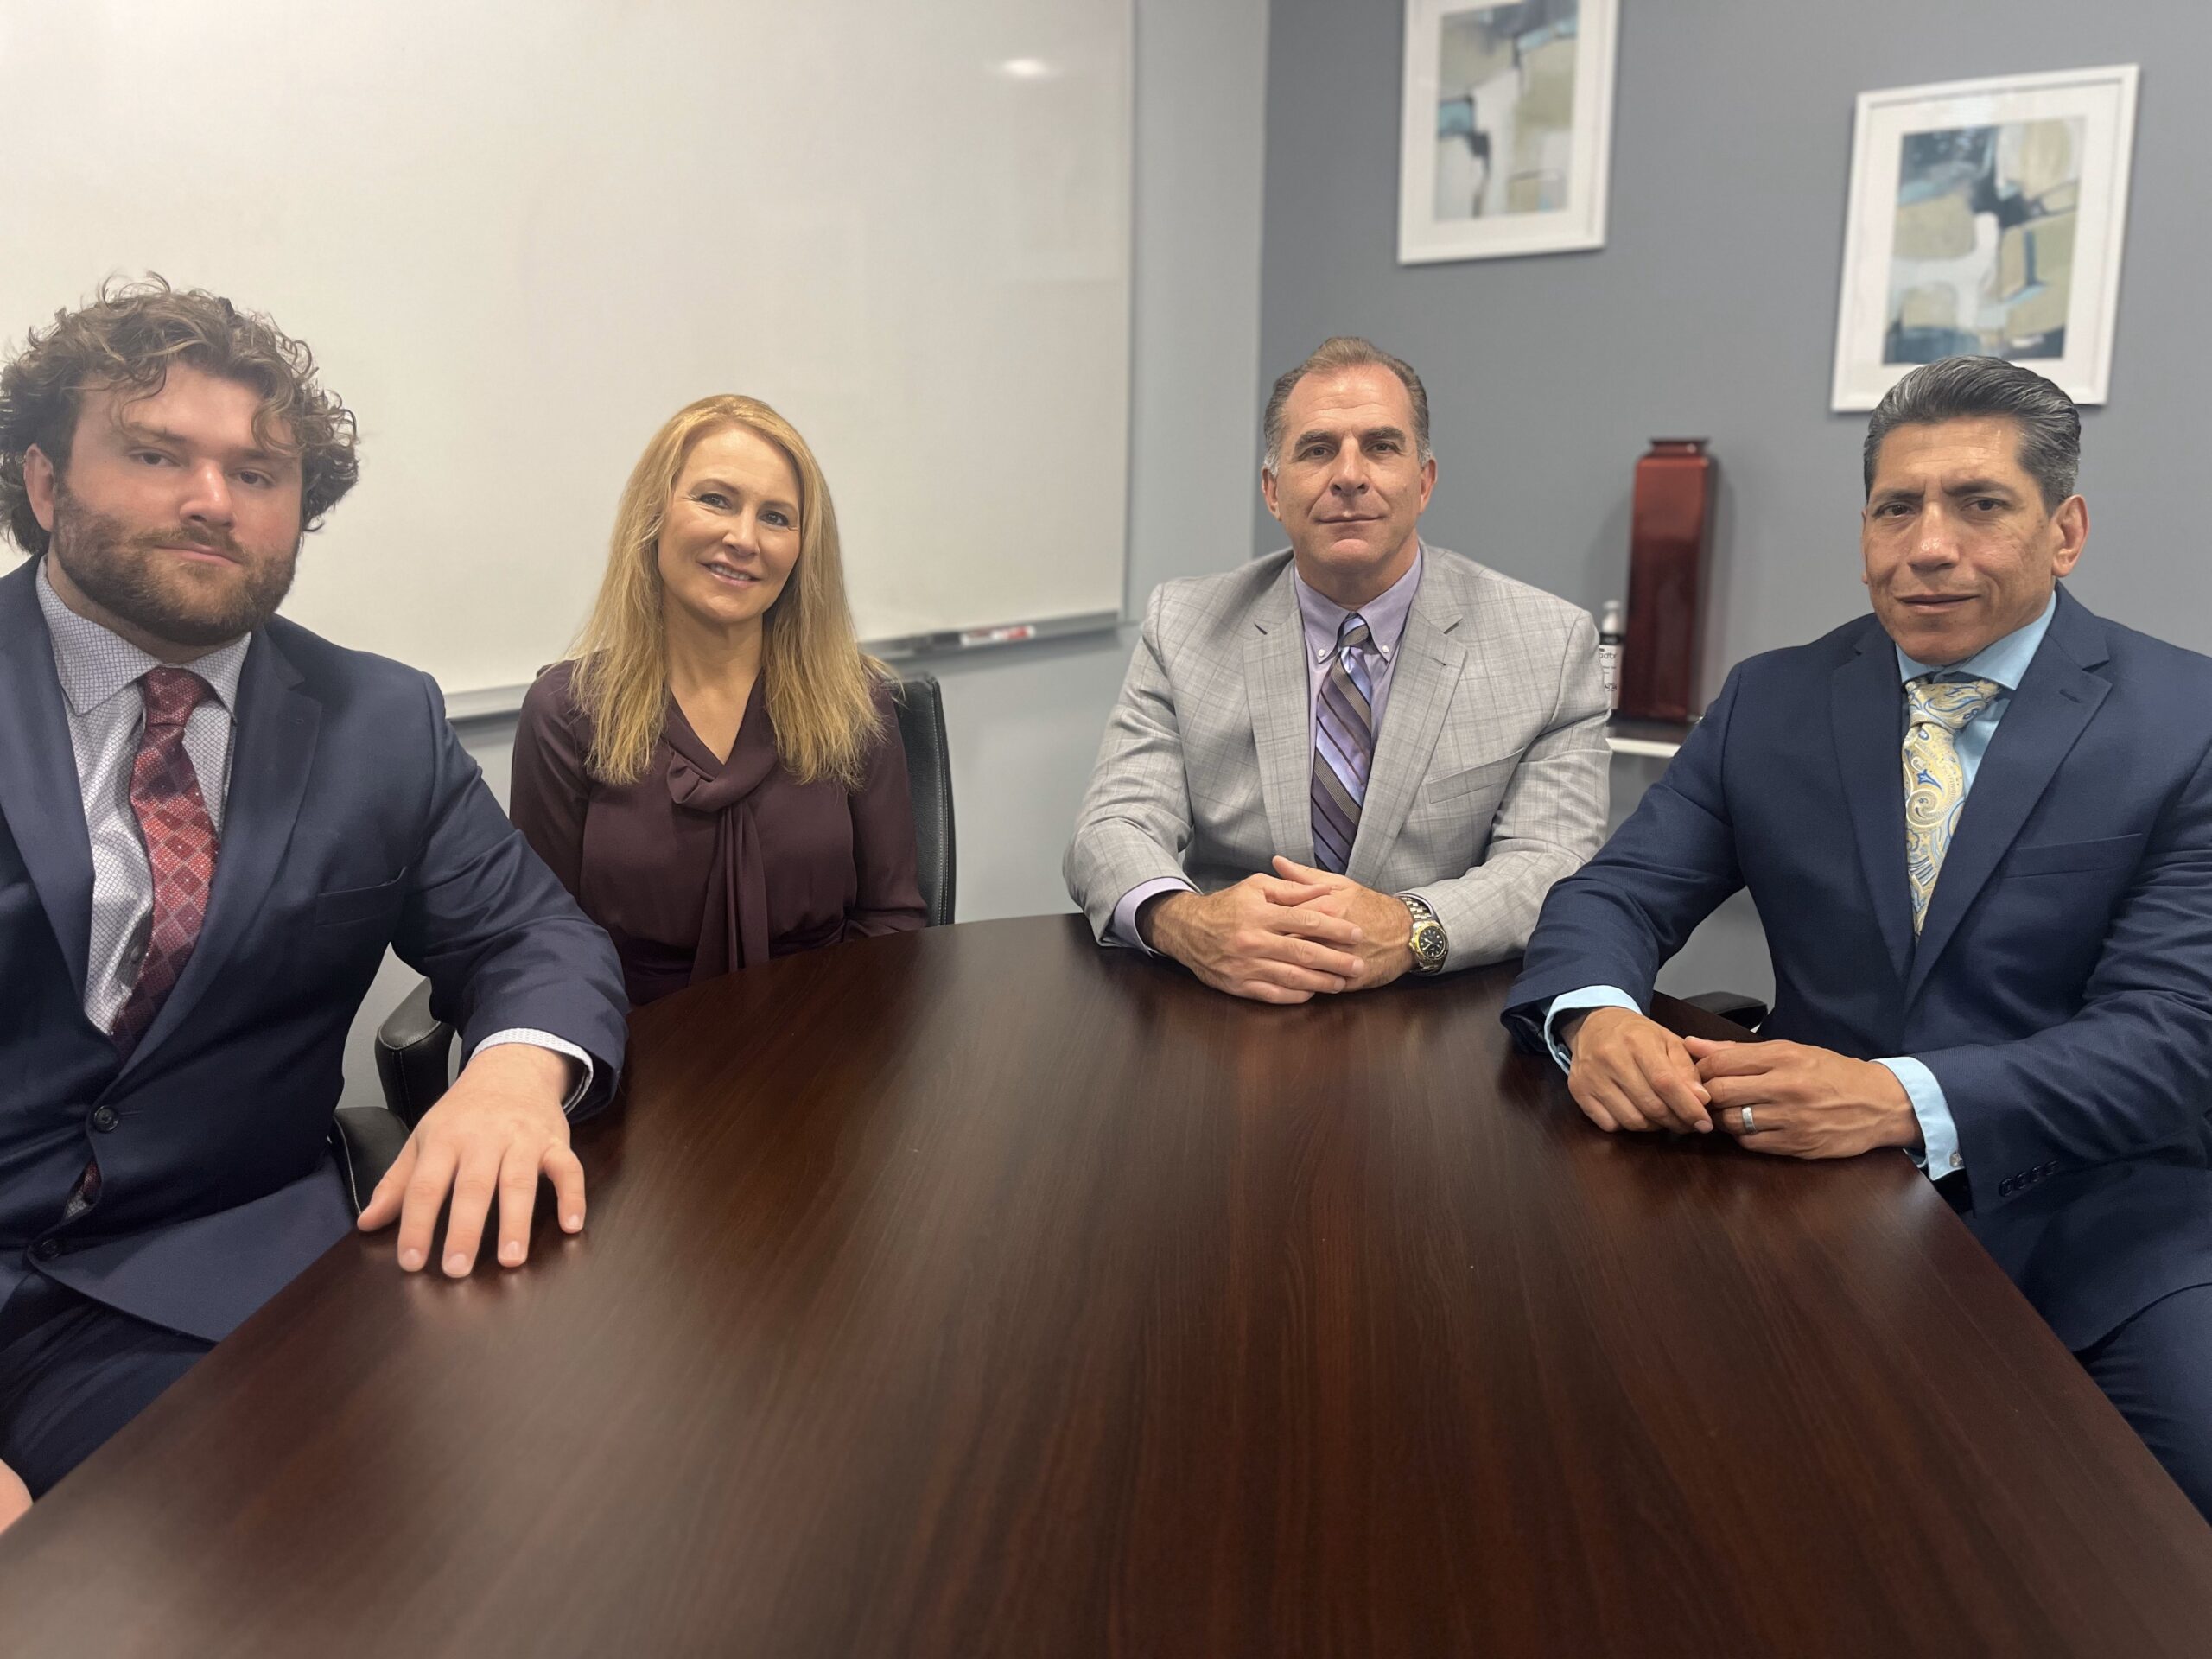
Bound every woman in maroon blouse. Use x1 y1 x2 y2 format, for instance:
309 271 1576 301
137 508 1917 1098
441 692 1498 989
511 394 925 1008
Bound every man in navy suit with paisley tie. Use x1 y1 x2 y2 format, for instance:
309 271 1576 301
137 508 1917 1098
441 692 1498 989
0 279 626 1521
1506 357 2212 1516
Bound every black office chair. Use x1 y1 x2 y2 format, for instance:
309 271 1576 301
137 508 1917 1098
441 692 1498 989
892 672 957 929
364 672 958 1150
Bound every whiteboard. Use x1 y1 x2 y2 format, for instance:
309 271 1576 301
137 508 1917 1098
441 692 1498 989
0 0 1132 696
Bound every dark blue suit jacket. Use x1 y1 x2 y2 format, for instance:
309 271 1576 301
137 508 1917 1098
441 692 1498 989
0 559 627 1343
1507 587 2212 1351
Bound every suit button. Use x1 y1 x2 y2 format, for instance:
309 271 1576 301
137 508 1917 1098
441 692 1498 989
1999 1177 2016 1196
91 1105 119 1133
31 1238 60 1261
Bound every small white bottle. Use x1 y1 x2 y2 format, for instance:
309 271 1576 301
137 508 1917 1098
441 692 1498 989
1598 600 1625 711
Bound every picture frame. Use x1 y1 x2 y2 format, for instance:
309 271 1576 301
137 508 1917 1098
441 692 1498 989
1397 0 1619 264
1831 65 2139 412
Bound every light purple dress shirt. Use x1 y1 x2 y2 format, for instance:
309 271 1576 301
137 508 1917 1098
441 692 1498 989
1109 550 1426 948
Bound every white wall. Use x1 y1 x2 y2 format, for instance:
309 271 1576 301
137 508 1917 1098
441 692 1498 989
340 0 1273 1109
6 0 1135 687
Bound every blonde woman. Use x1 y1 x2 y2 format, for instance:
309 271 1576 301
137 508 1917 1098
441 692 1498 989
511 396 924 1007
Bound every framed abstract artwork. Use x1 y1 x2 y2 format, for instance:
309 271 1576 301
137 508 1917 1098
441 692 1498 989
1831 65 2139 411
1398 0 1618 264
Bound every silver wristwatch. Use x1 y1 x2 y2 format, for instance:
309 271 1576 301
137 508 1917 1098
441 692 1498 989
1399 893 1448 975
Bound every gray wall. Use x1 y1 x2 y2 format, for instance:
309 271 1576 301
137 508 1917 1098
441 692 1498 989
1255 0 2210 1001
339 0 1274 1109
1257 2 2210 673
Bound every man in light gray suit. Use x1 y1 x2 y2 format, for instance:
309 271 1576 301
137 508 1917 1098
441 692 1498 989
1065 336 1609 1002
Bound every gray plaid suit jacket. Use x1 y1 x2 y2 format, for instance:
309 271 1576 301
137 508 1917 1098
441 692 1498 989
1065 545 1610 972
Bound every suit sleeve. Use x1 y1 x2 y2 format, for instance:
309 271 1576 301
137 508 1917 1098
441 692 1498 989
1501 663 1751 1048
508 671 589 899
842 697 927 939
1063 584 1199 943
392 672 628 1116
1916 741 2212 1208
1406 611 1611 969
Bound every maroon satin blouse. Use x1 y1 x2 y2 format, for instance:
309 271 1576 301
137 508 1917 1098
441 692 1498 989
510 660 925 1008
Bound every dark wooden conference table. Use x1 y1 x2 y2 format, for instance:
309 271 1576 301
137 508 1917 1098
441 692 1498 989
4 915 2212 1655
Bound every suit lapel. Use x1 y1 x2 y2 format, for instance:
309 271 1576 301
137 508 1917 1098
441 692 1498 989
0 562 97 995
122 627 321 1073
1830 630 1916 987
1243 563 1315 863
1905 594 2109 1005
1347 577 1465 889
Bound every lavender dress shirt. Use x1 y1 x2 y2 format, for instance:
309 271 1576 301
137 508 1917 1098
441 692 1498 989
1109 550 1425 946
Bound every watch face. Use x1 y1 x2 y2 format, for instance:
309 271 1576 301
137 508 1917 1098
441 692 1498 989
1414 924 1447 968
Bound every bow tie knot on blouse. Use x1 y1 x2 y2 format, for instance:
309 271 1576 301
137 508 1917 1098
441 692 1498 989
666 728 783 979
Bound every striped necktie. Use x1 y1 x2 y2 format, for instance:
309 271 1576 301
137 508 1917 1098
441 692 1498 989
1310 615 1375 874
1903 675 2001 935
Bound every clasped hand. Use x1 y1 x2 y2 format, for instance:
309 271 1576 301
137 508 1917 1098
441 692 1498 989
1562 1007 1920 1160
356 1043 586 1275
1143 857 1414 1004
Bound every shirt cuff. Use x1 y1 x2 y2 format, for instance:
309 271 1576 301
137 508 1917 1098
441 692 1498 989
1110 876 1197 952
1541 986 1641 1073
1874 1057 1960 1177
474 1029 594 1116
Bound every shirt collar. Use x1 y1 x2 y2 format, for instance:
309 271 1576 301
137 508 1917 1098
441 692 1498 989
1294 544 1424 664
1895 592 2057 694
35 556 251 719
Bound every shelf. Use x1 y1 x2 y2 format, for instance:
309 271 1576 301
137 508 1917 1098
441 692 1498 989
1606 715 1694 760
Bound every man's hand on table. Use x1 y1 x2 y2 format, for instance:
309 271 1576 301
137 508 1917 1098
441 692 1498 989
1268 857 1415 992
1685 1036 1922 1160
1141 872 1365 1004
1559 1006 1715 1135
1557 1008 1923 1160
356 1043 585 1277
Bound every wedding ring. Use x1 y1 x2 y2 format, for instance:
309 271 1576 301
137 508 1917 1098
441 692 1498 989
1739 1106 1756 1134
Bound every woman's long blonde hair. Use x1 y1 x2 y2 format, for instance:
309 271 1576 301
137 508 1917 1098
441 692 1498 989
567 395 887 789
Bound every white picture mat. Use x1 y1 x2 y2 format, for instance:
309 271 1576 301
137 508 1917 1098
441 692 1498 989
1398 0 1618 264
1830 64 2139 412
0 0 1133 695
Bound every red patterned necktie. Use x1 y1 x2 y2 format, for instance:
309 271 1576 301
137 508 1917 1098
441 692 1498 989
110 665 220 1058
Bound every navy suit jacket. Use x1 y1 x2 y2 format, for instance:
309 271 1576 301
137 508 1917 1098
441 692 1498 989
1506 587 2212 1351
0 560 628 1343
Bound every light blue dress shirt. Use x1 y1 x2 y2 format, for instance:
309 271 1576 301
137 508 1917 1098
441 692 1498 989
1545 595 2059 1179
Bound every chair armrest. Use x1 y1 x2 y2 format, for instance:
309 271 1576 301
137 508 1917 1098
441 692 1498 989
329 1105 412 1217
373 978 455 1128
1652 991 1764 1042
1676 991 1769 1032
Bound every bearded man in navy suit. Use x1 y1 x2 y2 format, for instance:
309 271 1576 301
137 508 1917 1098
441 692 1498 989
0 279 626 1519
1506 356 2212 1516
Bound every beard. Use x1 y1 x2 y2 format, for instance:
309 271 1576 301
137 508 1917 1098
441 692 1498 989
46 480 300 648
